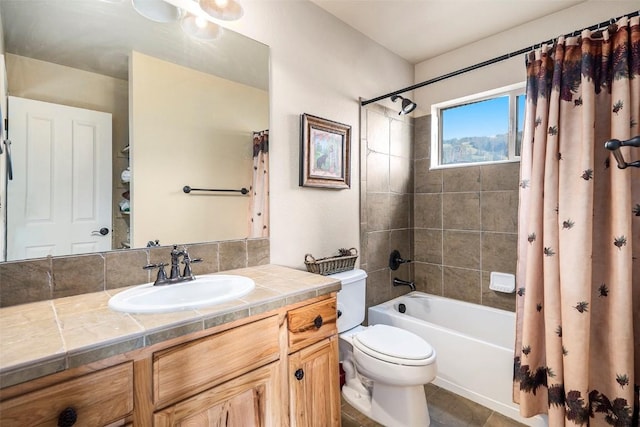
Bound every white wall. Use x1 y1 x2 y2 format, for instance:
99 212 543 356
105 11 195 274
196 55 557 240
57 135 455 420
214 1 415 268
413 1 640 114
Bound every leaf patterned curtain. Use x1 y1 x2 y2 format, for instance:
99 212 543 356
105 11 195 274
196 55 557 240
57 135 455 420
248 130 269 238
514 16 639 426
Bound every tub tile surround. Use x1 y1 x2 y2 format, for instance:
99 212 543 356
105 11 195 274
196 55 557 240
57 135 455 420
360 107 519 313
360 104 415 314
0 263 341 388
0 238 269 308
412 115 520 312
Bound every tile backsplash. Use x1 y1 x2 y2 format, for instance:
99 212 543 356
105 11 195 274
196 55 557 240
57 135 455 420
0 238 270 308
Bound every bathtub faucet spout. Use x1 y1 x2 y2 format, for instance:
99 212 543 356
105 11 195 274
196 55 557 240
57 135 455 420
393 278 416 291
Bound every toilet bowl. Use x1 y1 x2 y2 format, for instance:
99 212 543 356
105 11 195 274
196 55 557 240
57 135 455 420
332 269 437 427
352 324 436 386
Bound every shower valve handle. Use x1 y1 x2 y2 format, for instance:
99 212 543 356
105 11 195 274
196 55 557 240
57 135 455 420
389 250 412 270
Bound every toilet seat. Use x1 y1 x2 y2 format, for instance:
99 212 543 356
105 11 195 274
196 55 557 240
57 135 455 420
353 324 434 366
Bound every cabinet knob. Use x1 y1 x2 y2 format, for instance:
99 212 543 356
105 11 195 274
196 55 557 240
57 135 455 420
294 369 304 381
313 315 323 329
57 407 77 427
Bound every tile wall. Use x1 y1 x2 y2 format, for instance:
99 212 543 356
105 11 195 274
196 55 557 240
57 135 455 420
0 238 270 308
360 108 520 313
413 115 520 311
360 104 415 311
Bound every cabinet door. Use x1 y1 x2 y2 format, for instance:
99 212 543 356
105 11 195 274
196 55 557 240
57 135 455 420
154 361 282 427
289 337 340 427
153 315 280 408
0 362 133 426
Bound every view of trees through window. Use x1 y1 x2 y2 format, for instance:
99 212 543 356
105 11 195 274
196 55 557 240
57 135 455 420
440 93 525 166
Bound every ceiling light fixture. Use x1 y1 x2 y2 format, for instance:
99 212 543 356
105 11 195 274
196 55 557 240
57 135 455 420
390 95 417 115
199 0 244 21
131 0 181 23
180 12 222 40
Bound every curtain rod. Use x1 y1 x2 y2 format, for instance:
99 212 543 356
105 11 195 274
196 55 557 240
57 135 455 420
361 9 640 107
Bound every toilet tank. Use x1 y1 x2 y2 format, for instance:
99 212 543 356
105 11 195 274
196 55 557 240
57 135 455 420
330 269 367 333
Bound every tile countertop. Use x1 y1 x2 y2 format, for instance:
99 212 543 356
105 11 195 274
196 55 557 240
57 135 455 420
0 264 341 389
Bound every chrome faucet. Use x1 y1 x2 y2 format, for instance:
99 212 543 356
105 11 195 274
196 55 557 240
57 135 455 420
144 245 202 286
393 277 416 292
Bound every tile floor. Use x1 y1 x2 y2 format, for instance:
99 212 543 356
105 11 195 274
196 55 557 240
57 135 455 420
341 384 528 427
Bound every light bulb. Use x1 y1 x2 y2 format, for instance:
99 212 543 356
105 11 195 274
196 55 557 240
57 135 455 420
195 16 207 28
215 0 229 7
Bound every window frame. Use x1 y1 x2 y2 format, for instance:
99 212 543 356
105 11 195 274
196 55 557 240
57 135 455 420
430 82 525 169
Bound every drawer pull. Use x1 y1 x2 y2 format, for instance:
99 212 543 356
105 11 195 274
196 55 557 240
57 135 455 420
294 369 304 381
313 315 323 329
57 407 77 427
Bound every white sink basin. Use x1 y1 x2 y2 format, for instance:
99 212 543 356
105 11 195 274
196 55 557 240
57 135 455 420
108 274 255 314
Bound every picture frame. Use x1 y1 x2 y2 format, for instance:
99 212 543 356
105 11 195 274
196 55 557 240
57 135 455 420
299 113 351 189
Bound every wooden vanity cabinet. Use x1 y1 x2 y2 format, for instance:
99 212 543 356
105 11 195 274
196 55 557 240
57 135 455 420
287 298 341 426
0 294 340 427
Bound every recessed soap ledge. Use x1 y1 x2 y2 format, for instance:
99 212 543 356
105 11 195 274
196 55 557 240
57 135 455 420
0 264 341 389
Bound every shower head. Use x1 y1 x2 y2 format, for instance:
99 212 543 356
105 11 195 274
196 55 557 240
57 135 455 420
390 95 417 115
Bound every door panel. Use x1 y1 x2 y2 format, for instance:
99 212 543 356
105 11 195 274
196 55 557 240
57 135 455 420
7 96 112 260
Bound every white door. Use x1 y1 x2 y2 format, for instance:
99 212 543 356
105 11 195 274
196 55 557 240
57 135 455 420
6 96 112 261
0 55 7 262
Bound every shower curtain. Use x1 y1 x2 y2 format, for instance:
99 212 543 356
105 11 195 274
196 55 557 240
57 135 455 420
513 16 639 426
248 130 269 238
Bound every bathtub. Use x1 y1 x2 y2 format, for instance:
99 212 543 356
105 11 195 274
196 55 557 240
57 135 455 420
368 292 547 427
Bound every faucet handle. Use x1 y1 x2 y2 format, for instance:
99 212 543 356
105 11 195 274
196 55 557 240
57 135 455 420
181 253 202 279
143 262 164 270
143 263 168 285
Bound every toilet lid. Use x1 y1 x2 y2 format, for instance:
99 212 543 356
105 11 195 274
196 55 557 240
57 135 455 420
353 324 433 362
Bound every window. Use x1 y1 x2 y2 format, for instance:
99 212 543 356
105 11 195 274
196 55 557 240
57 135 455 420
431 83 525 169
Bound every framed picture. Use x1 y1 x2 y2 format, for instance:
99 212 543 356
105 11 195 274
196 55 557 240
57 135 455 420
299 113 351 189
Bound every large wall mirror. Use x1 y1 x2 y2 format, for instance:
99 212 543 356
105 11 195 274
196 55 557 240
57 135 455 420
0 0 269 262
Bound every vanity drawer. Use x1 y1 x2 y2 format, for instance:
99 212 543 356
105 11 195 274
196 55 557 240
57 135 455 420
0 362 133 426
288 297 337 353
153 315 280 407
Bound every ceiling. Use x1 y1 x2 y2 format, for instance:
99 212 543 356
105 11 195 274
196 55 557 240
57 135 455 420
311 0 586 64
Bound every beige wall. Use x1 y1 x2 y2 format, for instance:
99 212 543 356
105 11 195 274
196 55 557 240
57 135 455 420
219 0 415 269
130 52 268 247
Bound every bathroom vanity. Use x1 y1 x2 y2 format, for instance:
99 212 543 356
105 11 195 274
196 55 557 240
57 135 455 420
0 265 341 426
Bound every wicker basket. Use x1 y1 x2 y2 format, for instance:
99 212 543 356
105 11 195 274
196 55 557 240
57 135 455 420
304 248 358 275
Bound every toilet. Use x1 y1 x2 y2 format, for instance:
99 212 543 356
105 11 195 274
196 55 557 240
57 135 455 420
332 268 437 427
